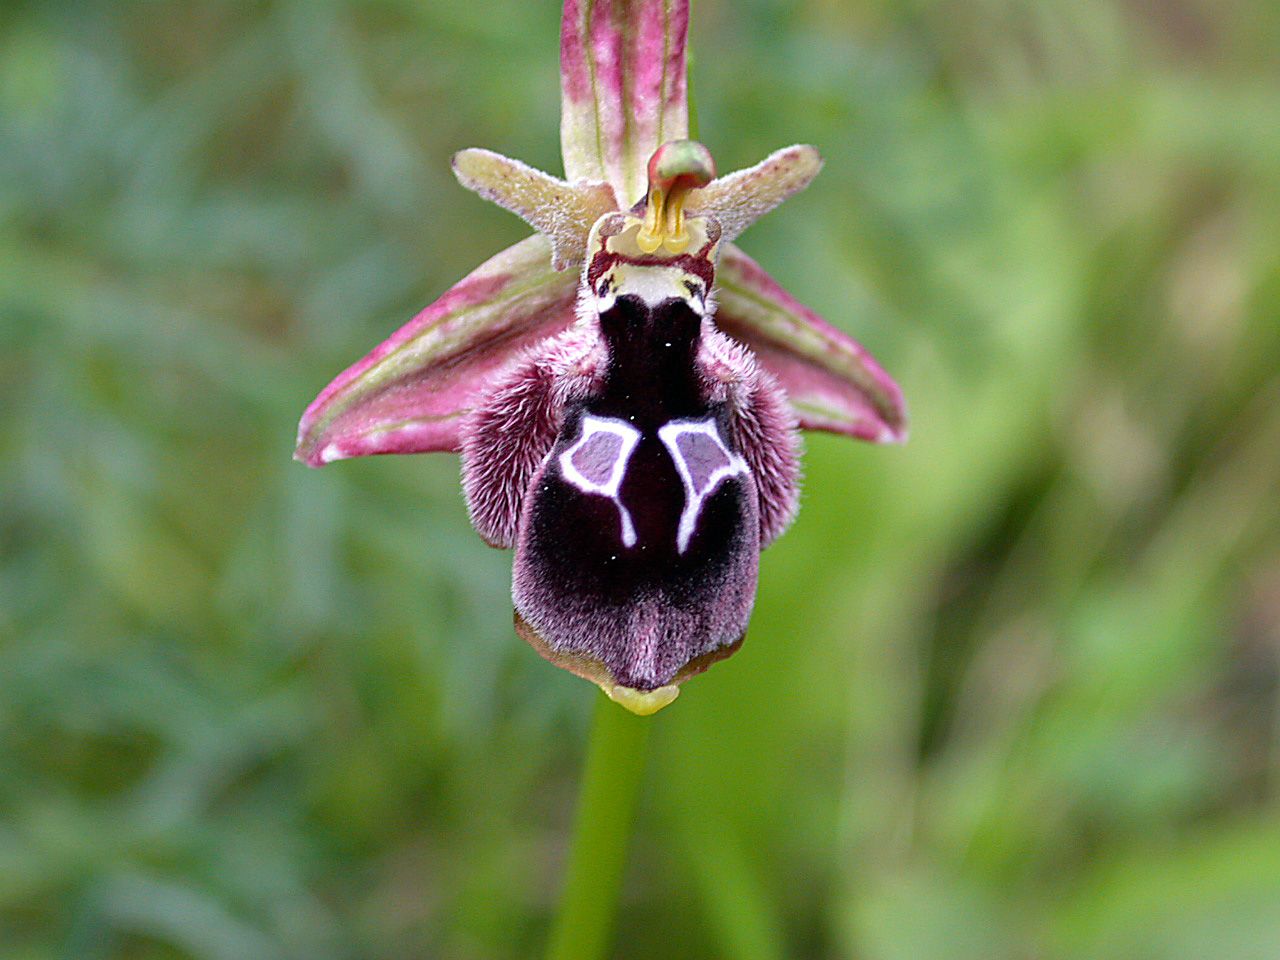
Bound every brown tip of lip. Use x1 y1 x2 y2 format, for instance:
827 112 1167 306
513 610 745 713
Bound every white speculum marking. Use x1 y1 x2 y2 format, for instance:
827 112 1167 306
558 415 642 548
658 418 749 555
594 264 706 315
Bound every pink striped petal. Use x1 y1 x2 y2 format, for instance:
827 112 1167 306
714 245 908 443
295 235 579 466
560 0 690 208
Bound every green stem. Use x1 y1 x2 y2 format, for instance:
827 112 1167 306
546 694 652 960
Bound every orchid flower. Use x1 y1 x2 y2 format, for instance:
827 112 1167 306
295 0 906 715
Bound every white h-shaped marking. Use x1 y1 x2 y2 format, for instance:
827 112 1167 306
558 415 642 548
658 419 750 555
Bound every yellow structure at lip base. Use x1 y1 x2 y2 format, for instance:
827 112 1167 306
637 182 696 255
605 683 680 716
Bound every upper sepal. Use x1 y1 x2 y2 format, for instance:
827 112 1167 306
295 235 579 466
713 245 908 443
560 0 690 207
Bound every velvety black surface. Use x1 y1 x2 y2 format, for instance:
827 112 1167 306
514 295 760 688
530 409 749 595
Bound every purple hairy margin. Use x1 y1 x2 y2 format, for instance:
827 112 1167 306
461 324 606 548
698 327 802 547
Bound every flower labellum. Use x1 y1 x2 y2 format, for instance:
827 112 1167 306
295 1 907 715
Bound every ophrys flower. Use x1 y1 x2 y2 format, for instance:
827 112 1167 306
295 1 906 715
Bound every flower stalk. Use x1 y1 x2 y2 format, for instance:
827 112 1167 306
546 694 652 960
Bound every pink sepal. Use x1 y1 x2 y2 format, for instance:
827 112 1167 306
295 235 578 466
559 0 690 207
714 245 908 443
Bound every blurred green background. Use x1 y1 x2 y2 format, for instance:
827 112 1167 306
3 0 1280 957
